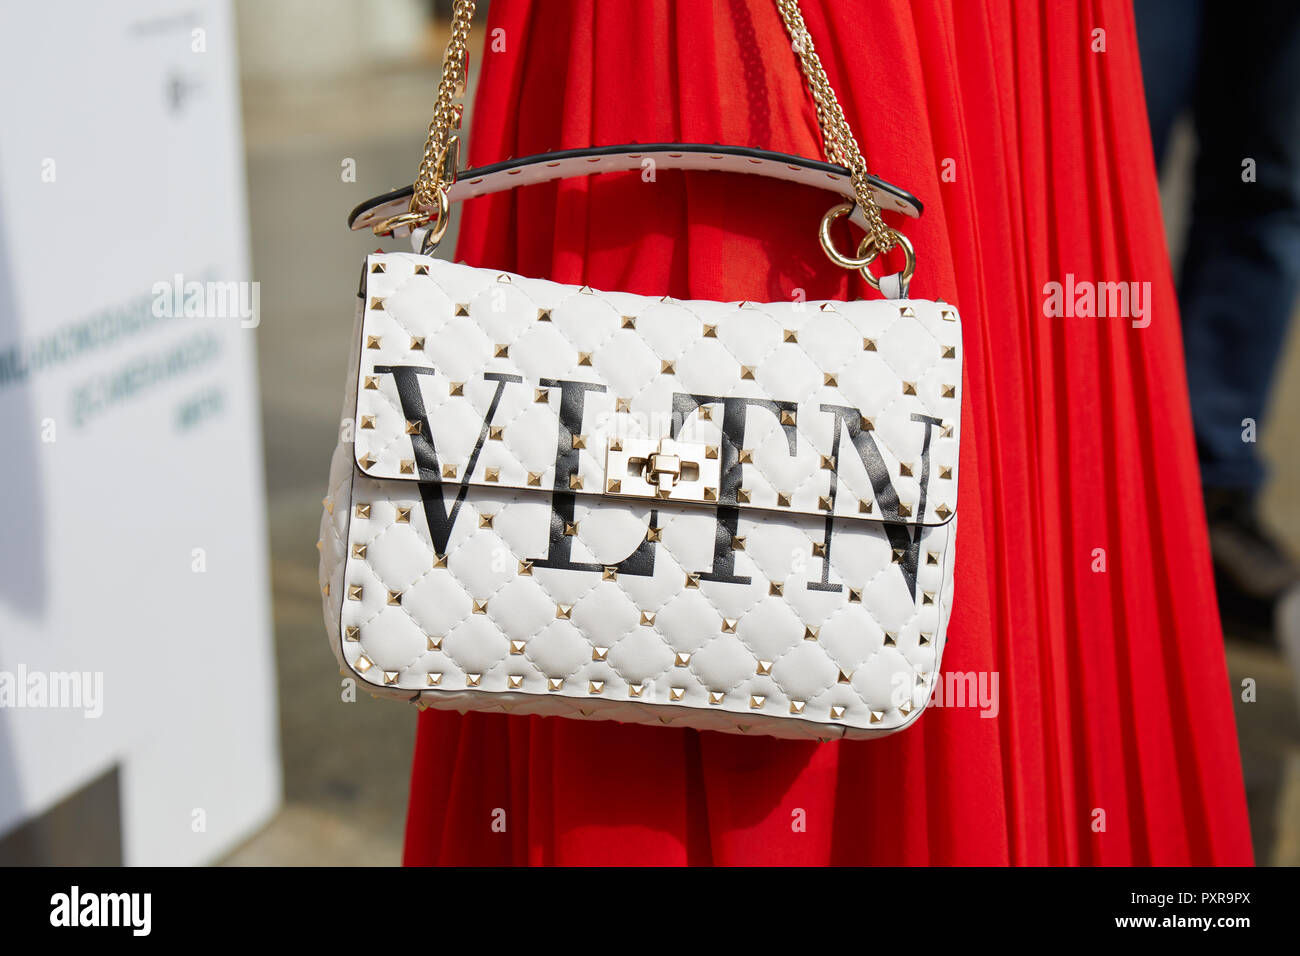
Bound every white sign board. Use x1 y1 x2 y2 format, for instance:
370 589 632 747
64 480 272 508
0 0 279 864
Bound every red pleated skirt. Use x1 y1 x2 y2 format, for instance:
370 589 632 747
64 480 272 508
402 0 1254 865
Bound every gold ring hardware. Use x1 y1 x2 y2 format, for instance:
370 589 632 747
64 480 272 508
818 202 880 270
372 187 451 240
856 232 916 291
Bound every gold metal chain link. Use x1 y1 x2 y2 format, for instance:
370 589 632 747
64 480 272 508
386 0 910 281
773 0 900 260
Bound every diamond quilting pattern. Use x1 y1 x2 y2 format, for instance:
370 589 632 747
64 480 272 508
321 254 962 739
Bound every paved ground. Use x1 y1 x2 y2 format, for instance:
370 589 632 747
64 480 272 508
222 55 1300 867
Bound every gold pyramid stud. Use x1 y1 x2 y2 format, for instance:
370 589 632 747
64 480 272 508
472 599 488 614
454 303 469 316
352 543 367 559
537 308 551 322
884 632 897 646
685 572 701 588
756 660 773 675
427 635 443 651
369 298 385 311
360 415 376 430
569 475 584 490
592 646 609 662
837 669 852 684
347 584 363 601
370 262 386 274
935 503 952 520
898 502 913 518
899 305 915 317
919 632 933 646
923 591 935 606
555 603 573 620
776 492 792 507
609 438 623 452
674 652 691 667
344 626 360 642
478 513 494 528
588 680 605 695
780 409 796 426
940 465 953 479
731 535 745 550
942 344 956 359
358 453 376 469
737 489 751 504
564 521 578 536
535 387 549 403
399 459 415 475
818 496 833 511
661 360 675 375
628 683 644 698
410 336 425 350
830 704 846 720
354 655 373 673
849 588 863 603
414 264 429 276
859 500 873 514
509 639 526 654
548 677 564 691
824 372 838 386
442 464 458 478
640 610 656 626
485 467 500 482
863 337 877 351
769 581 784 596
790 700 806 714
646 526 661 542
616 397 631 412
571 434 586 449
699 406 713 421
489 424 504 440
577 351 593 366
508 674 524 689
404 419 422 434
621 315 636 329
702 323 717 338
740 365 756 380
518 560 533 576
669 687 685 701
708 691 725 705
396 506 411 523
433 553 447 568
927 551 940 566
942 384 956 398
527 471 542 487
899 462 913 477
466 673 481 687
721 618 738 633
820 455 835 470
737 449 753 464
902 381 917 395
804 626 819 641
494 343 509 358
783 329 798 343
606 479 622 493
449 381 464 396
355 503 371 519
812 542 826 558
366 335 382 349
602 566 617 581
363 375 379 390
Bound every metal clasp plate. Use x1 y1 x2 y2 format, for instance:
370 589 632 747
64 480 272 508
603 437 721 502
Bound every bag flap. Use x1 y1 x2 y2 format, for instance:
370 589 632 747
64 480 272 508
352 254 961 527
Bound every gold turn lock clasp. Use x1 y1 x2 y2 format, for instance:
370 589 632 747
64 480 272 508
604 437 720 502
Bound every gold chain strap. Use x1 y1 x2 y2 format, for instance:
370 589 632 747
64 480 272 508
386 0 910 282
773 0 897 258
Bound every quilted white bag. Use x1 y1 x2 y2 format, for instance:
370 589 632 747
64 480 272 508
319 0 962 740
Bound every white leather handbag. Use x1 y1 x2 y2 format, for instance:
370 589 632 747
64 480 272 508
319 0 962 740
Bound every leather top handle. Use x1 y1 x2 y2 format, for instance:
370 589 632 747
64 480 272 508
349 142 923 237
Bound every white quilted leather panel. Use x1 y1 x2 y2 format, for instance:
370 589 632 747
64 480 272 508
354 256 960 526
321 254 963 738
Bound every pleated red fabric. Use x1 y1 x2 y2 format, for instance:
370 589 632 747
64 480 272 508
402 0 1254 865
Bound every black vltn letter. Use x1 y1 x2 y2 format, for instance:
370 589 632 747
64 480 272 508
817 406 944 597
376 366 521 554
531 378 657 575
672 393 797 585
